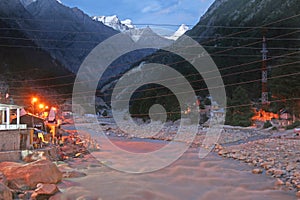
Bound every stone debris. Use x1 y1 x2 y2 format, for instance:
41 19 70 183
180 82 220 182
215 138 300 196
62 170 87 179
252 168 263 174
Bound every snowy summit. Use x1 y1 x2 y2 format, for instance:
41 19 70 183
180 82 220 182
92 15 135 32
166 24 189 40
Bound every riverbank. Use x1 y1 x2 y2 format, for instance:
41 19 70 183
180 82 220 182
215 137 300 197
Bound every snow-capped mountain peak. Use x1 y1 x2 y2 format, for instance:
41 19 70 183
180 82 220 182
92 15 135 32
121 19 135 29
166 24 189 40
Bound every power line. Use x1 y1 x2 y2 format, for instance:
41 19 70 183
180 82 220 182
3 14 300 100
2 34 300 51
117 97 300 117
2 15 300 30
1 13 299 81
5 47 300 91
10 67 300 103
2 25 299 81
7 49 299 90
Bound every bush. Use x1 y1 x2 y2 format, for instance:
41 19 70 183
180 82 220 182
286 121 300 130
263 121 272 129
102 110 108 117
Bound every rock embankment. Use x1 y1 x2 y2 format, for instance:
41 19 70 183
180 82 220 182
0 160 62 199
215 138 300 197
0 128 99 200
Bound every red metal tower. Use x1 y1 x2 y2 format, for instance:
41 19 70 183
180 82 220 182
261 36 269 108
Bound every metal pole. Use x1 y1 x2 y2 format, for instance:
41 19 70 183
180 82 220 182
261 35 268 109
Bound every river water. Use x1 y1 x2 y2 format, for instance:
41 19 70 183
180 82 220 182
58 125 296 200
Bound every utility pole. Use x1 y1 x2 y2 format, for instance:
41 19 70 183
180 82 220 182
261 35 269 109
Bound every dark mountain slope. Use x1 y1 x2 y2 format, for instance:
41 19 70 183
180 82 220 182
0 16 74 106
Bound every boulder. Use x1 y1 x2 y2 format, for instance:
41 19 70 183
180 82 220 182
0 160 62 190
252 168 263 174
0 172 8 186
31 183 59 200
0 182 12 200
274 178 284 186
273 169 286 177
62 171 87 179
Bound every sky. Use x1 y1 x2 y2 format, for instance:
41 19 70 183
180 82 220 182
60 0 215 31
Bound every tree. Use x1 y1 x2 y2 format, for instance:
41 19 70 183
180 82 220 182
270 62 300 120
226 86 254 127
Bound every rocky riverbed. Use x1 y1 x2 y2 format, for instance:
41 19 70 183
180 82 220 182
215 137 300 198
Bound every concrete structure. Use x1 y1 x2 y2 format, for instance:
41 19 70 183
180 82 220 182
0 104 29 153
0 129 30 151
0 103 27 130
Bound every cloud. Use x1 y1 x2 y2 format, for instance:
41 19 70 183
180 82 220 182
157 1 180 14
141 1 162 13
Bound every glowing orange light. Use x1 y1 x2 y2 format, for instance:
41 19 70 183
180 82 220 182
252 109 279 122
45 106 49 109
39 104 44 109
52 107 57 111
31 97 38 104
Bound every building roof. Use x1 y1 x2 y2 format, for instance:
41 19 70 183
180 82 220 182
0 103 23 110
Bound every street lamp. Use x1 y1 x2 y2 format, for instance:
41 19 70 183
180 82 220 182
31 97 38 114
31 97 38 127
39 104 44 110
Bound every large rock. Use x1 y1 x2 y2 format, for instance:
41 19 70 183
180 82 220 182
0 182 12 200
0 160 62 190
31 183 59 200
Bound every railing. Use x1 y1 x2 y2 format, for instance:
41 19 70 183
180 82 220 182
0 124 27 130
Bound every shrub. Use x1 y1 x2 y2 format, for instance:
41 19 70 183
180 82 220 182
263 121 272 129
286 121 300 130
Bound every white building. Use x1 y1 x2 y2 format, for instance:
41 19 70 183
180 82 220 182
0 103 27 131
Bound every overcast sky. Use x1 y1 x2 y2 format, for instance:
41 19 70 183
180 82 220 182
60 0 215 30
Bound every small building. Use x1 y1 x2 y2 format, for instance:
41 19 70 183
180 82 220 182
0 103 27 130
0 104 28 151
279 112 293 127
12 113 45 129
